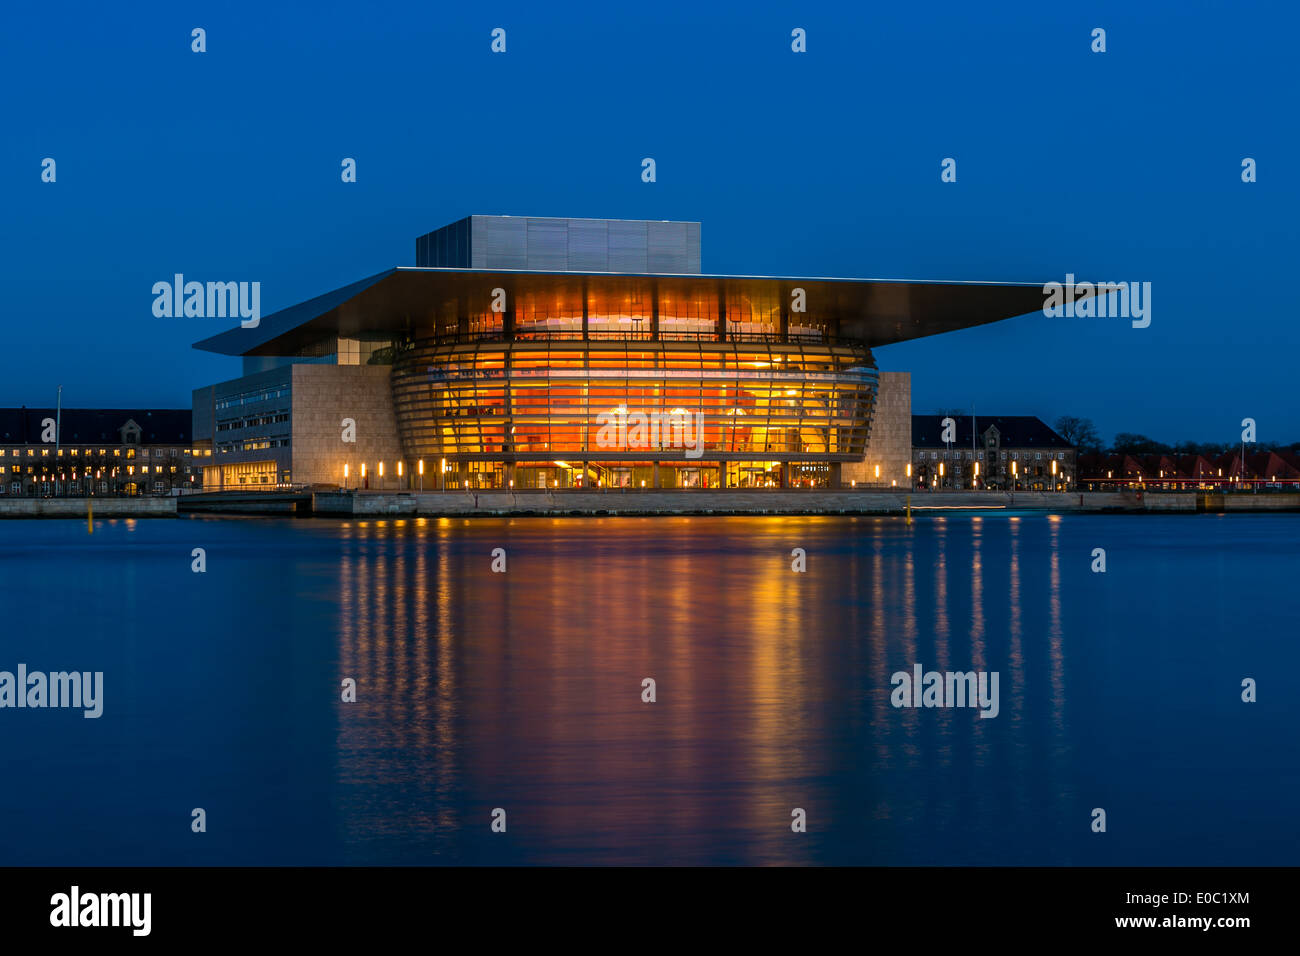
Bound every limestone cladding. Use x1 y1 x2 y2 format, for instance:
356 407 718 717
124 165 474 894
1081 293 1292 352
290 365 403 486
842 371 911 487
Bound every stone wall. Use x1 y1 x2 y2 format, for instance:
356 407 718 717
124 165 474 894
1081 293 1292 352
0 498 176 517
290 365 403 487
843 370 911 488
310 489 1147 517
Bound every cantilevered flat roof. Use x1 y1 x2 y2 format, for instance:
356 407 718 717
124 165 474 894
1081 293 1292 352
192 267 1061 357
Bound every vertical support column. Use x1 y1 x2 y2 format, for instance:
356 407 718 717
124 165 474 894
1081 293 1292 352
779 282 789 341
653 461 660 488
650 280 659 341
501 281 516 495
716 280 727 343
503 280 515 340
582 276 589 341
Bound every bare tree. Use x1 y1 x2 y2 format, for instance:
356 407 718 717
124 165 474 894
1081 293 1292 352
1054 416 1102 452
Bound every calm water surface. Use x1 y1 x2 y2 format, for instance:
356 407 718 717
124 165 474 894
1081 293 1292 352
1 513 1296 865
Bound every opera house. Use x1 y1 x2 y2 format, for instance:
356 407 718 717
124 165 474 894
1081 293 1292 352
192 216 1048 491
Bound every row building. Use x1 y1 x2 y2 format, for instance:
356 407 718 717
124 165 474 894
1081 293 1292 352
911 415 1075 491
0 408 208 497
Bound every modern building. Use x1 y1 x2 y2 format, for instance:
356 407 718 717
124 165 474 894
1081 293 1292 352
0 408 207 496
911 415 1074 491
192 216 1056 491
1077 449 1300 490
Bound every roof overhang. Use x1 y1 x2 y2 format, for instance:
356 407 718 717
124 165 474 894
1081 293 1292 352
192 267 1080 357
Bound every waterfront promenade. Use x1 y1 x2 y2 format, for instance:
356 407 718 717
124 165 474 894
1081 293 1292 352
4 490 1298 518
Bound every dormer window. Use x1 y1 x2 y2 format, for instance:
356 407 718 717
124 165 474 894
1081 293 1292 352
120 419 143 445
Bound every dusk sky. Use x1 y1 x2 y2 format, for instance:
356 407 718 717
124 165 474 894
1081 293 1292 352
1 0 1294 445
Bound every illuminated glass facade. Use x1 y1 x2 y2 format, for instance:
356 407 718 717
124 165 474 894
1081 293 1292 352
392 334 876 488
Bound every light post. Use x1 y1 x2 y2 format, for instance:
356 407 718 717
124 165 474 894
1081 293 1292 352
418 459 424 492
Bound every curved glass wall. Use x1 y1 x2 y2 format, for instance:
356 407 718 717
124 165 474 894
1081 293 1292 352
392 339 877 463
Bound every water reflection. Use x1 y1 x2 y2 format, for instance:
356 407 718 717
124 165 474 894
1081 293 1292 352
5 513 1294 866
324 515 1082 864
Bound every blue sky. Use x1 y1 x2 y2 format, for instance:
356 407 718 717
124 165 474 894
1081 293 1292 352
1 0 1295 445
